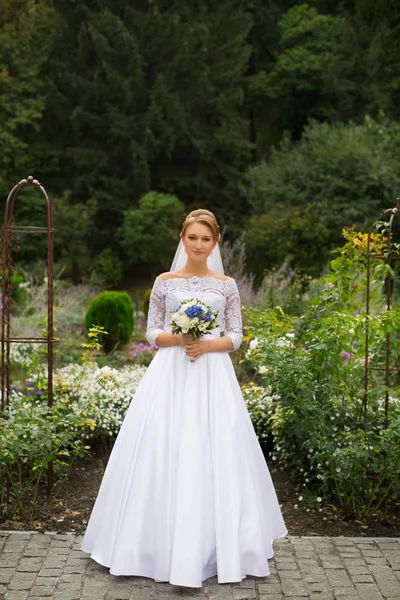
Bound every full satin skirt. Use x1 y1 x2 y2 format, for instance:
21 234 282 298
80 346 288 587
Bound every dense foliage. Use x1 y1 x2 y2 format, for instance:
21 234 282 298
244 229 400 516
2 1 400 280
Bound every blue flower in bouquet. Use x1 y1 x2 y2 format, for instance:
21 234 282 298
185 305 205 319
170 298 218 339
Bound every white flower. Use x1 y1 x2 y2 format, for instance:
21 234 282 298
349 328 355 334
249 338 259 350
298 496 303 501
258 366 268 374
317 497 322 502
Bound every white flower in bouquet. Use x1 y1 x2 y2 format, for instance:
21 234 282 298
170 298 218 339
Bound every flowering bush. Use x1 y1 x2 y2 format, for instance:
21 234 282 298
9 342 43 368
1 326 147 520
130 342 158 366
0 392 91 520
241 382 276 446
51 363 147 439
244 228 400 516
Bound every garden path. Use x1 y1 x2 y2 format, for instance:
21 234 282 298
0 532 399 600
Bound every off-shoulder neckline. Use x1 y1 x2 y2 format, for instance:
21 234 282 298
157 275 233 283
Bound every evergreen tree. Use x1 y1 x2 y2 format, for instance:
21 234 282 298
36 0 253 251
327 0 400 121
0 0 53 201
247 4 342 142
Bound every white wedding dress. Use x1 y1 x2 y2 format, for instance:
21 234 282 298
81 276 288 587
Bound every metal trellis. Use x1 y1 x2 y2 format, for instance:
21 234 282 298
1 175 58 495
364 198 400 429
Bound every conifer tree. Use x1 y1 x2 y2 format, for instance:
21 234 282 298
37 0 253 248
327 0 400 121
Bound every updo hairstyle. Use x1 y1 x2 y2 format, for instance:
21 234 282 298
180 209 220 242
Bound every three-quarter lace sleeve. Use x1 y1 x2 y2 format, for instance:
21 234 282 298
146 277 166 347
224 279 243 351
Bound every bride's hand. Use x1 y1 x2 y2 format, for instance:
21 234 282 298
185 339 208 362
179 333 194 346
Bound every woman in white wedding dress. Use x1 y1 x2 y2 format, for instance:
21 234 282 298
81 209 288 587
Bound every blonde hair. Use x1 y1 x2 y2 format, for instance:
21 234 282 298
180 209 220 241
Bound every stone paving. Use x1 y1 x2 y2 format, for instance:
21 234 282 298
0 533 399 600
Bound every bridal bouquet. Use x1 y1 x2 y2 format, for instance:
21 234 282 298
170 299 218 339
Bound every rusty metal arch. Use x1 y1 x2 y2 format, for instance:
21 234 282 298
364 198 400 429
1 175 58 493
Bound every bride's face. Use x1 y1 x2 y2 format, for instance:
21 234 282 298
182 222 217 263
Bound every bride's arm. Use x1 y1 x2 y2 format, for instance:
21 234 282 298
145 277 192 348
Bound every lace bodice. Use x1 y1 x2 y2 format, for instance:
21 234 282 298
146 276 243 351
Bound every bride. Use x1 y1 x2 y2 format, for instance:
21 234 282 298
81 208 288 587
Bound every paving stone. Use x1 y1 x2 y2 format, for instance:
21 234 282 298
7 580 34 591
352 574 375 583
28 585 57 596
0 557 20 569
354 583 384 599
0 534 399 600
320 562 345 569
232 590 256 600
280 586 308 596
232 580 256 589
303 574 329 583
53 590 82 600
3 545 26 555
41 558 68 569
64 564 88 574
4 591 29 600
26 537 50 549
105 590 132 600
278 570 302 580
34 575 59 586
347 566 371 575
15 558 43 573
258 584 282 594
332 588 359 596
364 558 388 566
325 569 353 586
378 584 400 596
0 569 15 584
276 562 298 570
38 568 63 577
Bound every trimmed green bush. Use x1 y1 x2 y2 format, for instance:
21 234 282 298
85 291 134 353
142 288 152 319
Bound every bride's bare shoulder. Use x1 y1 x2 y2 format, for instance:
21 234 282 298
157 271 183 281
207 269 233 282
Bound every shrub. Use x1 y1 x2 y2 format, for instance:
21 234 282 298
0 393 90 521
244 228 400 516
244 116 400 276
85 291 134 353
